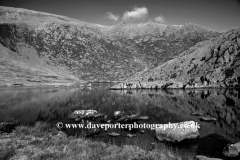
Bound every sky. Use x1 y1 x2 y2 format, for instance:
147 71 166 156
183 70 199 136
0 0 240 31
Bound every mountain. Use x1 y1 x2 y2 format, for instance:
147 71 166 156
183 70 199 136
0 6 220 85
111 27 240 89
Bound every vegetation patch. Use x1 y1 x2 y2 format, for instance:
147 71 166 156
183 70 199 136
0 122 194 160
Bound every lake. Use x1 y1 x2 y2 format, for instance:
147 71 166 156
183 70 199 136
0 84 240 147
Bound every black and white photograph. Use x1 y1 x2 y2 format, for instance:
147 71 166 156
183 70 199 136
0 0 240 159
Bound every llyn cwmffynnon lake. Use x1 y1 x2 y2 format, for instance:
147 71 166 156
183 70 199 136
1 84 239 143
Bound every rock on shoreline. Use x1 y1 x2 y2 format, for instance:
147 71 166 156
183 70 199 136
155 121 200 143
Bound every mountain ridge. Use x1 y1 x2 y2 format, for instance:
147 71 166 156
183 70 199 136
0 6 219 31
0 6 222 85
0 6 87 25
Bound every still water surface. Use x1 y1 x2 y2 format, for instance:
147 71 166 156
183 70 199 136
0 84 239 145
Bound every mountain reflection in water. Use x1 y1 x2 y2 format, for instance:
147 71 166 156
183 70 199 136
0 85 239 143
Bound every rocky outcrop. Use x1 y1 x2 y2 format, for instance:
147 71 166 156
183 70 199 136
111 28 240 89
0 6 220 82
110 81 162 90
155 121 200 143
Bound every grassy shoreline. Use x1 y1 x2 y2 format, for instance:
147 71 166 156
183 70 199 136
0 122 193 160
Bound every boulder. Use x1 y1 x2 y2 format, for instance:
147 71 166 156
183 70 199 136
113 110 125 120
222 142 240 158
200 115 217 122
73 110 97 115
68 110 99 120
155 121 200 143
113 111 121 118
140 130 145 134
108 132 120 137
126 133 137 138
222 143 239 157
113 109 141 122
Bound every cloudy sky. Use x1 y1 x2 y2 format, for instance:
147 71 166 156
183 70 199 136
1 0 240 31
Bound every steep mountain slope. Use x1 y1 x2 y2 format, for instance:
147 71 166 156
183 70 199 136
0 6 220 84
111 28 240 89
0 43 78 85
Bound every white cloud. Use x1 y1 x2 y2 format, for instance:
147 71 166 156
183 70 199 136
122 7 148 21
106 12 119 21
155 15 165 23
